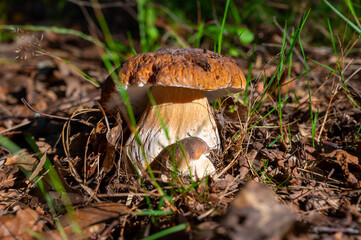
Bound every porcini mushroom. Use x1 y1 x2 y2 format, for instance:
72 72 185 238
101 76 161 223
101 48 246 176
149 137 215 181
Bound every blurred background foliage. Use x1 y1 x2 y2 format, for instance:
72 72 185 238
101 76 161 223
0 0 360 57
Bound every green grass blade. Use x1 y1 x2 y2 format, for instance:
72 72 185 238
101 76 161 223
323 0 361 34
327 18 338 59
61 59 100 87
308 58 336 73
142 223 188 240
355 125 361 140
0 25 104 47
345 0 361 28
24 134 75 212
298 35 315 147
135 210 172 216
277 23 288 143
0 135 78 239
0 135 22 153
248 97 289 130
268 135 281 147
243 44 255 105
249 10 310 117
218 0 230 54
195 20 205 48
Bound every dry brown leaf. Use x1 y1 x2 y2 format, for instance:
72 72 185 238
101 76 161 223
318 149 361 186
28 152 47 182
325 149 358 165
45 202 131 240
0 207 44 240
5 151 37 171
102 122 123 174
0 188 24 210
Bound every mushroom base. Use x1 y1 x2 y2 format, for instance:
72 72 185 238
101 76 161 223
125 86 220 173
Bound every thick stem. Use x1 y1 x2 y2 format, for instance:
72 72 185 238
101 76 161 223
126 86 220 172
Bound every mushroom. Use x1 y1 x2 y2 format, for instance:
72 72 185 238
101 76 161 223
149 137 215 181
101 48 246 176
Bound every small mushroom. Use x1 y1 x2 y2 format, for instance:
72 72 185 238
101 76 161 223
149 137 215 181
101 48 246 176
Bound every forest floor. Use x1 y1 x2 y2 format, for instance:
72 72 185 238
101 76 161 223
1 2 361 239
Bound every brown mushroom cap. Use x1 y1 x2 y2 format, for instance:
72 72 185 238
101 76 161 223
101 48 246 114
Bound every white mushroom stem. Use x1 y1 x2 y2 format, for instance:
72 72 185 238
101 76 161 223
125 86 220 173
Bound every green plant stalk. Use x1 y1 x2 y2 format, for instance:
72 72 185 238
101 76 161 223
0 25 104 47
327 18 338 59
243 44 255 105
135 210 173 216
263 73 266 88
277 23 287 81
143 223 188 240
292 89 299 104
248 97 289 131
195 20 205 48
0 134 21 153
274 174 291 190
268 136 282 147
338 68 360 108
298 35 315 147
90 0 115 46
137 0 147 51
24 135 79 222
90 0 121 67
277 23 288 143
355 125 361 140
218 0 230 54
127 31 137 56
249 10 310 118
345 0 361 28
261 159 273 183
323 0 361 35
287 124 292 148
287 28 294 82
312 108 319 144
26 229 46 240
252 158 274 185
0 135 73 239
61 58 99 87
37 48 100 87
308 58 336 74
229 0 242 25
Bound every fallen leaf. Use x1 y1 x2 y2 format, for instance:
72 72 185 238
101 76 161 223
0 207 44 240
45 202 131 240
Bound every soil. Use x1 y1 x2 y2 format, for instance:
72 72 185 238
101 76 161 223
1 2 361 239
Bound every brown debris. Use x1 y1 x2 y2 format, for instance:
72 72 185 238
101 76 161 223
45 203 131 239
0 207 44 240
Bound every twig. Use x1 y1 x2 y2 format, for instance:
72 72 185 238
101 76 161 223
69 0 103 36
313 226 359 234
21 98 91 125
67 0 137 9
97 102 110 131
0 119 32 135
96 192 161 198
197 208 216 221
